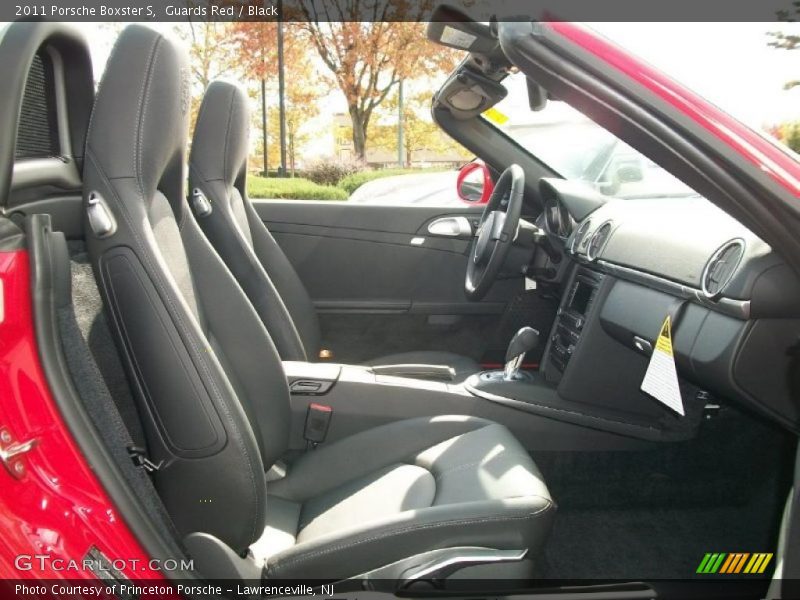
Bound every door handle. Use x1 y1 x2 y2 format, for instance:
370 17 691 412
427 216 472 238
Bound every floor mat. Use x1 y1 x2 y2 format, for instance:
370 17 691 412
543 504 779 580
537 404 794 581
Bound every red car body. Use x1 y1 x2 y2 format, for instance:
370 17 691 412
0 20 797 591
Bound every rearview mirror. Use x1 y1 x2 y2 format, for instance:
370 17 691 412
597 157 644 195
617 161 644 183
457 162 493 204
526 78 548 112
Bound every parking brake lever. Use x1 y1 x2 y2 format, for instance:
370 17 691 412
504 327 539 380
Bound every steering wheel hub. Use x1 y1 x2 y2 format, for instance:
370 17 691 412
464 165 525 301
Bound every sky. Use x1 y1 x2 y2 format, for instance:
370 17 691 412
76 21 800 160
590 22 799 129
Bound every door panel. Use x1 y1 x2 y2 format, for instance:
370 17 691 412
252 200 553 364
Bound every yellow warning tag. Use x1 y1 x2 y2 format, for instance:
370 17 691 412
482 107 509 126
654 317 673 355
641 315 684 415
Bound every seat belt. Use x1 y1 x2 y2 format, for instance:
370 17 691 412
51 234 186 553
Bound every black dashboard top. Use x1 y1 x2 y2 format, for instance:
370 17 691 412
542 182 800 320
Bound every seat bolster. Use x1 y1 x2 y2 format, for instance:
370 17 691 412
269 416 496 502
265 496 554 580
189 168 308 362
244 200 323 357
364 351 480 382
181 216 292 464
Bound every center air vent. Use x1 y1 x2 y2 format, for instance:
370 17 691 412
702 238 745 299
570 219 592 254
586 221 613 261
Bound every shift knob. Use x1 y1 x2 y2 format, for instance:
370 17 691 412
504 327 540 380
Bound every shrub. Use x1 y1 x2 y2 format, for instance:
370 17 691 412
304 155 365 186
255 169 309 179
247 176 348 201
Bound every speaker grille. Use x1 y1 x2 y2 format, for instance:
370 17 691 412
15 53 60 160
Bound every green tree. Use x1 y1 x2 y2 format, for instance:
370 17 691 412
781 122 800 153
369 90 469 166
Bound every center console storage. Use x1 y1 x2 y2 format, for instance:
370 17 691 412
546 268 603 377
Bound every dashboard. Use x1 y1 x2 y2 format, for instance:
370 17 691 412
534 177 800 434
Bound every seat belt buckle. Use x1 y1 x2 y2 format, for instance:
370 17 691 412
127 446 163 473
304 403 332 448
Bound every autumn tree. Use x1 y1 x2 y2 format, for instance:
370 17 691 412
230 22 326 172
297 3 463 159
175 22 238 129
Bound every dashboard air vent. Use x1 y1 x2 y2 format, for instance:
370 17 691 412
571 219 592 254
702 239 745 299
586 221 613 261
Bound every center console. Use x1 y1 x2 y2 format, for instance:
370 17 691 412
546 268 604 377
281 355 643 452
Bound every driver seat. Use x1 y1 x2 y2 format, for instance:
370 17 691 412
188 81 480 380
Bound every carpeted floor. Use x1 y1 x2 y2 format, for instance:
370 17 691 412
535 405 795 581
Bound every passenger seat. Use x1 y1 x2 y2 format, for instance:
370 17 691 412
188 80 480 381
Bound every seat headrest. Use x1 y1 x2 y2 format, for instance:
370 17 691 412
190 80 249 190
85 24 189 201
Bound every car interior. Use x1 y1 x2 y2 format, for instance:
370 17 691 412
1 14 799 597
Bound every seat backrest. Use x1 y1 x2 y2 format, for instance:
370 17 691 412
82 25 290 553
189 80 322 361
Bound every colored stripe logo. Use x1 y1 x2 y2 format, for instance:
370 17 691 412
697 553 773 574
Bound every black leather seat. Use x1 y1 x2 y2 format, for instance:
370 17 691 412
188 80 480 381
83 25 553 580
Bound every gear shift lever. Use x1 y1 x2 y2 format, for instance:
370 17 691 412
504 327 540 380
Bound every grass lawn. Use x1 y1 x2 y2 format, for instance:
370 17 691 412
247 176 348 201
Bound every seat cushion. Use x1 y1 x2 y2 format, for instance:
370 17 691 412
261 416 554 579
363 351 481 383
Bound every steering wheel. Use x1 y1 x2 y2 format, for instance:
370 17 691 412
465 164 525 301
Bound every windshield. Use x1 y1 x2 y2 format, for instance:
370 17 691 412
485 71 701 201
